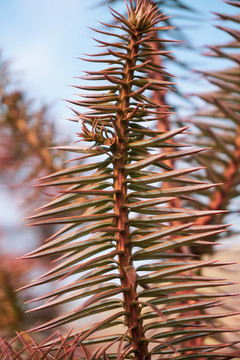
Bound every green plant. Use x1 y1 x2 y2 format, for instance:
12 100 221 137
11 1 239 359
105 0 197 134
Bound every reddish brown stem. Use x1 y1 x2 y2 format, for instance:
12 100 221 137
113 30 149 360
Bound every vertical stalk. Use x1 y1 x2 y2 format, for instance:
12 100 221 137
113 31 149 360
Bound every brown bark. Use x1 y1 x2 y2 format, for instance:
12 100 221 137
113 30 149 360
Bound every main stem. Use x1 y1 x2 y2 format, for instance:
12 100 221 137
113 31 149 360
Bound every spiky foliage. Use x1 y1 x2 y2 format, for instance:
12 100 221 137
0 55 65 201
0 330 90 359
21 1 240 359
188 0 240 231
104 0 196 134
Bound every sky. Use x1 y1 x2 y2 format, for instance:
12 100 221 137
0 0 238 250
0 0 102 129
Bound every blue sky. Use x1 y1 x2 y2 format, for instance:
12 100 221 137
0 0 102 130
